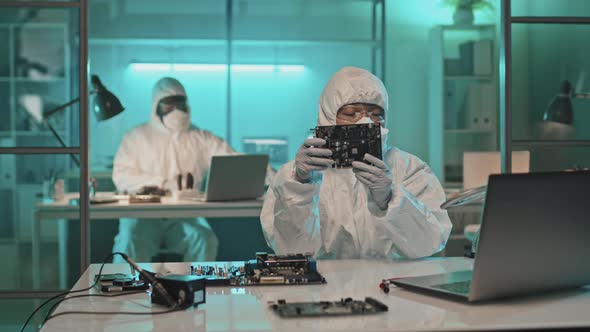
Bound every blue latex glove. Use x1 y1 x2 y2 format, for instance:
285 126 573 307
352 153 393 210
295 138 334 183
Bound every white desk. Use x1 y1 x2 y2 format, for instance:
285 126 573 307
39 258 590 332
33 194 263 289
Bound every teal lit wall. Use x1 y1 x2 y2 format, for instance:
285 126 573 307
384 0 498 161
89 0 503 169
88 0 377 170
97 0 590 173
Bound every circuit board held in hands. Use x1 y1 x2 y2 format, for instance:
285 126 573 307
314 123 382 168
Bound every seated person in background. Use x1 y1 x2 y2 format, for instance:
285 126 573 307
112 77 236 262
260 67 452 259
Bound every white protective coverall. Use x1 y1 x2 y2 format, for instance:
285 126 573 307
260 67 452 259
112 77 234 262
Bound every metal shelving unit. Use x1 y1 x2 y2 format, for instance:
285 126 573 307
429 24 499 186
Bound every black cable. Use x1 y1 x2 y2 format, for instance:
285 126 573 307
45 305 188 321
43 291 147 324
19 252 121 332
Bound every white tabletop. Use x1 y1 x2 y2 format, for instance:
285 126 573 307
35 193 264 219
40 258 590 332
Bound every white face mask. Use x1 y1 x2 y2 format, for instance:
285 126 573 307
163 109 190 132
356 116 390 150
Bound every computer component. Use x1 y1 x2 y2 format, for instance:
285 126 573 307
391 171 590 302
136 186 169 196
314 123 382 168
129 194 161 204
245 252 325 285
94 273 149 293
94 273 129 284
191 252 326 286
151 274 206 308
270 297 388 317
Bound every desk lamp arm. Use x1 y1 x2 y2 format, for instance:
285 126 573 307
42 90 98 168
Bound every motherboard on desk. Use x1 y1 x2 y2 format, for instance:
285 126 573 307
191 252 326 286
314 122 382 168
270 297 388 317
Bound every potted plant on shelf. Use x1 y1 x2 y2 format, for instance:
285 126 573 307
444 0 494 25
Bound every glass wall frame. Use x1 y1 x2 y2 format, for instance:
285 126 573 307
0 0 89 296
500 0 590 172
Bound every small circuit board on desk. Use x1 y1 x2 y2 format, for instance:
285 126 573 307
129 194 162 204
270 297 388 317
191 252 326 286
314 123 382 168
94 273 149 292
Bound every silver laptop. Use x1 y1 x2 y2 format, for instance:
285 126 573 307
393 171 590 302
201 154 268 201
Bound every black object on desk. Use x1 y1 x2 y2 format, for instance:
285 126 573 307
151 275 206 308
69 197 119 205
177 173 195 190
129 195 161 204
95 273 149 293
137 186 168 196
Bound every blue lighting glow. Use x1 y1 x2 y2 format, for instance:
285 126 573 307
231 64 275 72
278 65 305 72
129 63 172 71
129 63 305 73
172 64 226 72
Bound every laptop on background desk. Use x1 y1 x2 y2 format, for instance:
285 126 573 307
203 154 269 201
393 171 590 302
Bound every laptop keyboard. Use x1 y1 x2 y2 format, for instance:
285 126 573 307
431 280 471 295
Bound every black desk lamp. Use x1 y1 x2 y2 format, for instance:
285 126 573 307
543 80 590 125
38 74 125 167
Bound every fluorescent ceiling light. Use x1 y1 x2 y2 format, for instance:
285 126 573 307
172 64 226 71
231 64 275 72
130 63 304 73
130 63 172 71
278 65 305 72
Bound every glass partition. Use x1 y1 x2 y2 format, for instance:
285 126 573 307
0 5 81 293
511 24 590 142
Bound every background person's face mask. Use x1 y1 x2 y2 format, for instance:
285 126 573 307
163 109 190 132
156 95 190 132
